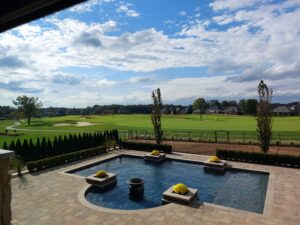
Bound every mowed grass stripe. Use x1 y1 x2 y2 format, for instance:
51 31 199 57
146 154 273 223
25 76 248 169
0 114 300 146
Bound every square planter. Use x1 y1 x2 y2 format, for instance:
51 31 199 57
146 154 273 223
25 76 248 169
144 153 166 163
162 186 198 206
203 159 227 174
85 173 117 190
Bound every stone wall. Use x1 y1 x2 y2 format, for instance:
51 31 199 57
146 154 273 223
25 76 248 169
0 150 14 225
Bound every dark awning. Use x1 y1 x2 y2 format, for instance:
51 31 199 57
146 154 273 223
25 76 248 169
0 0 86 33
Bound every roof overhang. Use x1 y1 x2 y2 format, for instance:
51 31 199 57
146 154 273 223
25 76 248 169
0 0 86 33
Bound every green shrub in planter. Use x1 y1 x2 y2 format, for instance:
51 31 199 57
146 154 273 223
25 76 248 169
216 149 300 168
27 146 106 172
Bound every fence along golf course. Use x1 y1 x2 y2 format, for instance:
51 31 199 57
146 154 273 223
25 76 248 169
1 114 300 146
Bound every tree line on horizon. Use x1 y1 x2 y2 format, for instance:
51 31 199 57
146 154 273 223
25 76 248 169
2 98 296 119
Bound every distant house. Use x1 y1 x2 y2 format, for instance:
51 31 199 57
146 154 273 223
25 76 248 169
224 106 238 115
179 107 190 114
272 105 291 116
193 108 206 114
169 108 175 114
206 106 223 114
161 108 170 114
295 103 300 115
118 108 129 114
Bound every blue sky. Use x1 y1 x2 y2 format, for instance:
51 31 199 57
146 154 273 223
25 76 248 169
0 0 300 107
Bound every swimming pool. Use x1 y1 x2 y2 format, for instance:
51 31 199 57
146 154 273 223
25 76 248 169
70 155 269 213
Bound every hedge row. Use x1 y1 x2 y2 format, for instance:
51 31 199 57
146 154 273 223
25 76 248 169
216 149 300 168
3 129 118 162
27 146 107 172
120 141 172 153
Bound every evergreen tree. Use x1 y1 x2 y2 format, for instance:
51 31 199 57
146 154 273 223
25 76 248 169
15 139 22 156
96 132 101 145
36 138 41 159
256 80 273 153
88 133 93 148
151 88 163 144
29 139 34 161
53 137 59 155
9 140 16 150
58 136 63 154
46 138 53 157
93 133 97 146
41 137 47 158
22 139 29 162
73 134 78 151
63 135 68 153
2 141 8 150
68 134 73 152
113 129 119 141
82 133 87 148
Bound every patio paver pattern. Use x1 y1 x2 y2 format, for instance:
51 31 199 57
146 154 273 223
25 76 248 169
11 150 300 225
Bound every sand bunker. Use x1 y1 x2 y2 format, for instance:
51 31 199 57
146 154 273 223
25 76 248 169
76 122 95 127
54 122 95 127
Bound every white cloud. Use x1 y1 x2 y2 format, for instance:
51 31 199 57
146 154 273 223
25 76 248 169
117 4 140 17
0 0 300 106
128 76 154 83
16 24 42 37
150 76 300 103
87 79 117 87
178 11 187 16
69 0 113 13
210 0 264 11
212 15 234 25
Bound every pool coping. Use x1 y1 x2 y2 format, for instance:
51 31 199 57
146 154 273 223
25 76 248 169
61 150 274 216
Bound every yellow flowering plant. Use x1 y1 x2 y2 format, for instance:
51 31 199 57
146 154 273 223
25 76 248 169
209 156 221 163
151 150 160 156
173 183 189 195
95 170 108 178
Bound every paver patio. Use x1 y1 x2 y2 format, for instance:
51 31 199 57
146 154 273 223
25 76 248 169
11 150 300 225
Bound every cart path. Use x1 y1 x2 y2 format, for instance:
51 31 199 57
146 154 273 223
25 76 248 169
5 121 84 133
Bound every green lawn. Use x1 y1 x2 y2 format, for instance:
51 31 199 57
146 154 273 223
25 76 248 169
1 114 300 146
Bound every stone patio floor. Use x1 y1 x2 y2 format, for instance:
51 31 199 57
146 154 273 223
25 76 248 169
11 150 300 225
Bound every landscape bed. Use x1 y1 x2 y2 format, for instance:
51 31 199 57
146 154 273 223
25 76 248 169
68 155 269 213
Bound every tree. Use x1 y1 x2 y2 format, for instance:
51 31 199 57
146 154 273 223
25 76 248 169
208 99 221 108
151 88 163 144
193 98 206 120
12 95 43 126
256 80 273 153
239 99 258 115
247 99 258 115
2 142 8 150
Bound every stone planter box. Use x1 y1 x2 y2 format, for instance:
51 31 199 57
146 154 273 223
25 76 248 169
144 153 166 163
162 186 198 206
203 159 227 174
85 173 117 191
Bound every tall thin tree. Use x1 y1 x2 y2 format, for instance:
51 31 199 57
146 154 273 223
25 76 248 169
151 88 163 144
256 80 273 153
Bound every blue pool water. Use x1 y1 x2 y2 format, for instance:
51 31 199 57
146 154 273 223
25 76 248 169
71 156 269 213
